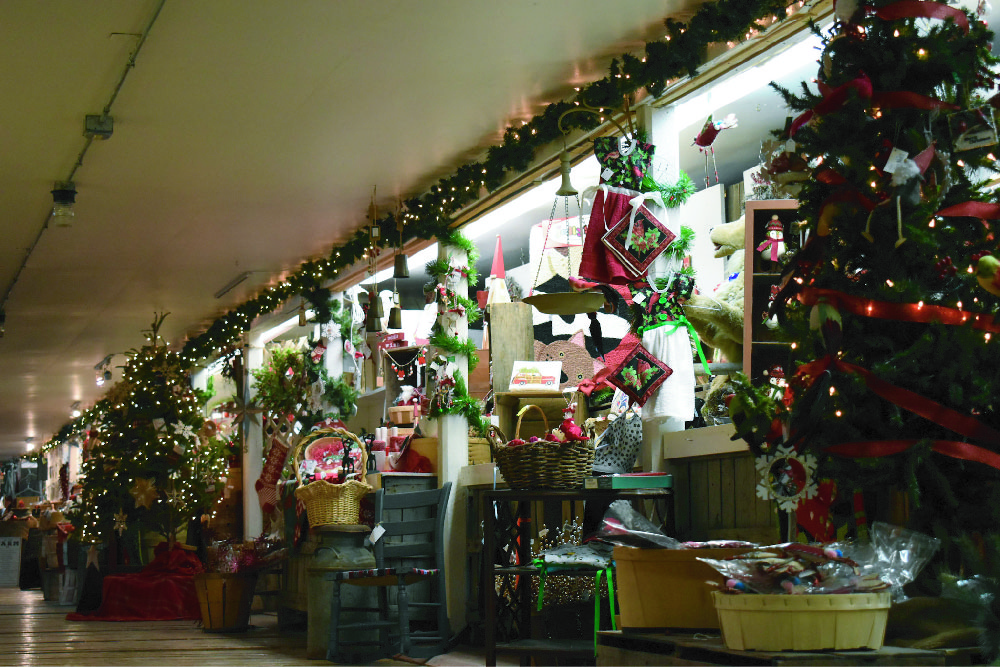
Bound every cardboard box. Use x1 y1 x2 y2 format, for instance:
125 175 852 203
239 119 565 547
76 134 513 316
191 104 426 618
388 405 415 425
614 547 749 630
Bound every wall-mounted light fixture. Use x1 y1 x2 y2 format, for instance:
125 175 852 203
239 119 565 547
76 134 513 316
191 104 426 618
95 354 114 386
50 181 77 227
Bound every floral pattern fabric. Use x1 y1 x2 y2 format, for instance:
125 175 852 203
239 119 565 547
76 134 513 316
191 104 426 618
594 136 655 191
603 333 673 407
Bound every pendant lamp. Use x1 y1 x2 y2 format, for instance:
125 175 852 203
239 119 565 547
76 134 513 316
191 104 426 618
521 150 603 315
393 211 409 278
387 291 403 330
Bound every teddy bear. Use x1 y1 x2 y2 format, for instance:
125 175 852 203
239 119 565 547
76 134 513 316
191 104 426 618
681 217 747 425
682 217 746 366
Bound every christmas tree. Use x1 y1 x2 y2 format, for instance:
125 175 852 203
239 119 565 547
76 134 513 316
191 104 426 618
733 2 999 563
73 314 227 549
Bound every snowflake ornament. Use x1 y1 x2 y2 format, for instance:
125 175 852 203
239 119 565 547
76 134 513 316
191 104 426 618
172 421 197 442
113 508 128 536
755 445 819 513
130 477 159 509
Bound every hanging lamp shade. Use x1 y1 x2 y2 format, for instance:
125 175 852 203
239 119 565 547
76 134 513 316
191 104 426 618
387 305 403 330
393 253 409 279
365 308 383 332
370 292 384 318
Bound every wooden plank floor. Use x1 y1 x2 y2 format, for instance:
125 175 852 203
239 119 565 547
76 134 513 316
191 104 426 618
0 588 496 666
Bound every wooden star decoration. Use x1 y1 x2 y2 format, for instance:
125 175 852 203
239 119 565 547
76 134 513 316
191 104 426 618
113 509 128 536
86 544 100 570
166 488 184 507
130 477 158 509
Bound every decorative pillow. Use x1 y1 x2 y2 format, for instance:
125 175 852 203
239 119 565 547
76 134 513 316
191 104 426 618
602 204 676 277
534 541 613 570
603 333 672 407
592 411 643 474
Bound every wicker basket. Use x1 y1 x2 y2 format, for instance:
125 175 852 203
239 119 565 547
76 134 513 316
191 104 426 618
293 427 372 527
487 405 594 489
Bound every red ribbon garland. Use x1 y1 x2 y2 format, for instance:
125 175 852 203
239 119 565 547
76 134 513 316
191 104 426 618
790 74 873 137
937 201 1000 220
797 286 1000 334
872 1 970 34
871 90 960 112
795 355 1000 445
827 440 1000 471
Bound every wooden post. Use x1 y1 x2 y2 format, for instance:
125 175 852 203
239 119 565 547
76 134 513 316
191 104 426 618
486 301 533 392
243 342 264 540
432 241 469 633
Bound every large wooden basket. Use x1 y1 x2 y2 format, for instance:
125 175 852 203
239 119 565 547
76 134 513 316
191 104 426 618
488 405 594 489
293 427 372 527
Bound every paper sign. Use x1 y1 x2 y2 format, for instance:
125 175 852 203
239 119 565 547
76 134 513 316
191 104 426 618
0 537 22 587
618 134 636 156
509 360 562 392
883 148 908 174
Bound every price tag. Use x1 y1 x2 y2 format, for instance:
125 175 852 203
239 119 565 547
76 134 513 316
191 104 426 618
883 147 909 174
601 168 615 181
369 524 386 544
632 292 647 305
618 134 636 156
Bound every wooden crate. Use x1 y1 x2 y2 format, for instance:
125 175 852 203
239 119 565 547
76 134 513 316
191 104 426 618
468 437 491 465
669 449 778 544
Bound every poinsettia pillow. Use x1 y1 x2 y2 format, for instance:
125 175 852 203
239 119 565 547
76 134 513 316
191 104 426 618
603 333 672 407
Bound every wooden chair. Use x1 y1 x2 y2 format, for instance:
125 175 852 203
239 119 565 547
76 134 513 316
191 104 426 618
325 482 452 663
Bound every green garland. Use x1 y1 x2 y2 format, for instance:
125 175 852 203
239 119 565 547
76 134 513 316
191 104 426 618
39 0 797 452
641 170 697 208
428 373 489 437
175 0 791 367
429 330 480 370
426 232 489 435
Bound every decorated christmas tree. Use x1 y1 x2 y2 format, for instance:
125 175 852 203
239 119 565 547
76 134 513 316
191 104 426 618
73 314 227 549
732 1 999 564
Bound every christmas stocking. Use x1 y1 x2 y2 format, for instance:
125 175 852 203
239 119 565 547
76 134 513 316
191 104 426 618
255 436 290 515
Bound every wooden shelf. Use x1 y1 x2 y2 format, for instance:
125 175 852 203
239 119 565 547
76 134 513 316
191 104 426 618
496 638 594 661
743 199 799 383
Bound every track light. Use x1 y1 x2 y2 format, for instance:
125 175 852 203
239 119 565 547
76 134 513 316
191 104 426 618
50 181 77 227
70 401 82 418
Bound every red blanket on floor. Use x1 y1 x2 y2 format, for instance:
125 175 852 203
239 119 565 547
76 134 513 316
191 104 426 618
66 542 204 622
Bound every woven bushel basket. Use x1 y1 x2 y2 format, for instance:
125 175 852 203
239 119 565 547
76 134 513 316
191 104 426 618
293 427 372 527
488 405 594 489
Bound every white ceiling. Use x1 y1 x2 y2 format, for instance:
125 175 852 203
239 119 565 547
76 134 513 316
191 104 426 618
0 0 718 459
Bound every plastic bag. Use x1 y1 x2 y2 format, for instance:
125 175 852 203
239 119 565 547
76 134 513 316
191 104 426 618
846 521 940 602
697 522 939 598
589 499 682 549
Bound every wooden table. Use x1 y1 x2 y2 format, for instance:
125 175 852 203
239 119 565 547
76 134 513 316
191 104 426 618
596 631 947 666
482 487 673 666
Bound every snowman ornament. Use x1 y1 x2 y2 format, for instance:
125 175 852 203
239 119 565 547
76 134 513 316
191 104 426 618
757 215 786 266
